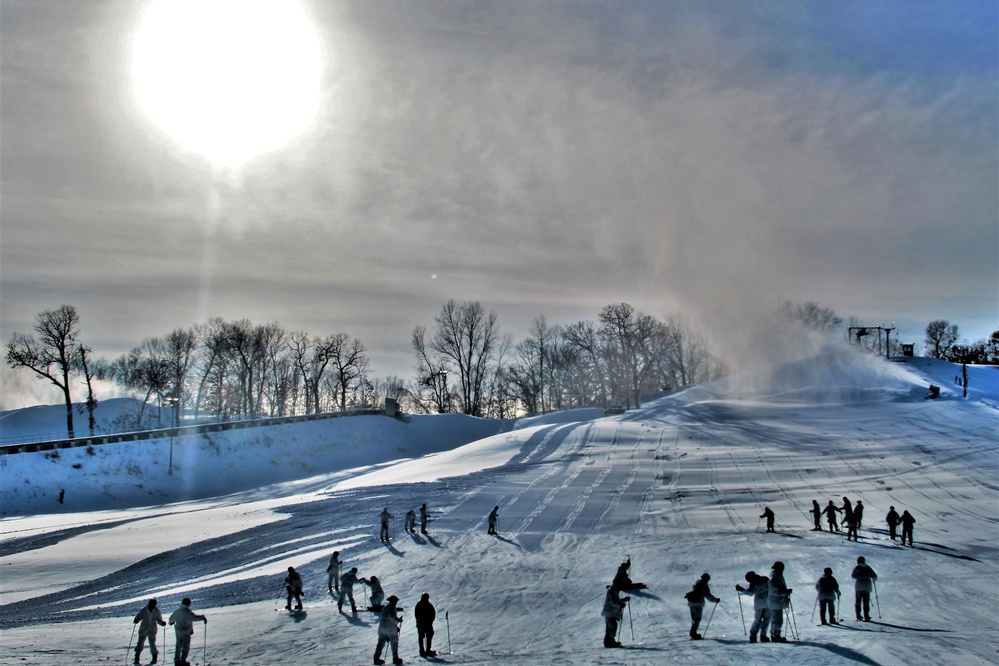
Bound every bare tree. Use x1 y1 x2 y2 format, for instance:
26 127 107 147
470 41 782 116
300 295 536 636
598 303 663 408
428 300 500 417
779 300 843 333
76 345 99 436
330 333 369 411
6 305 82 438
925 320 959 359
412 325 453 414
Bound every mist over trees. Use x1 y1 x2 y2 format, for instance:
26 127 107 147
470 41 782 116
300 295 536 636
8 301 995 431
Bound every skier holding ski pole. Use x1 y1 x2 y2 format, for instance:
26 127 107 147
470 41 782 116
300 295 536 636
767 561 791 642
736 588 747 635
851 556 877 622
736 571 771 643
685 573 720 640
601 582 629 648
131 598 166 664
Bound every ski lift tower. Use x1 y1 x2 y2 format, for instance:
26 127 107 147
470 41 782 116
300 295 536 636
848 323 895 360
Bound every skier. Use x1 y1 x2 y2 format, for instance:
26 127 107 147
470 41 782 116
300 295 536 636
327 551 342 595
854 500 865 529
809 500 823 531
364 575 386 611
601 582 629 648
900 510 916 547
760 507 775 533
419 503 429 534
168 598 207 666
822 500 841 531
380 508 394 541
285 566 304 611
339 567 361 613
841 497 854 532
414 592 437 657
685 573 720 640
886 506 900 541
132 598 166 664
487 506 499 535
612 558 646 591
736 571 770 643
404 509 417 533
844 509 860 542
373 595 404 665
815 567 841 625
851 556 877 621
767 561 791 642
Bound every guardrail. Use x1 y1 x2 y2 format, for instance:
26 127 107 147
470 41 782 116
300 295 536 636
0 408 388 456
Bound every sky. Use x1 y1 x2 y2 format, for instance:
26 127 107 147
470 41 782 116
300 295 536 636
2 0 997 408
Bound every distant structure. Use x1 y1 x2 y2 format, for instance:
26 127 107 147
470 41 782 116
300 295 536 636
848 323 895 360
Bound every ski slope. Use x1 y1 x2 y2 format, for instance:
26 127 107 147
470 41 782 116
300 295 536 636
0 354 997 665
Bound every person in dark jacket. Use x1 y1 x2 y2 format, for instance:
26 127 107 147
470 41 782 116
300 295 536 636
685 573 720 640
414 593 437 657
285 567 304 611
900 510 916 546
886 506 900 541
823 501 841 531
132 598 166 664
851 556 877 621
767 561 791 642
809 500 823 531
760 507 775 532
854 500 865 529
736 571 770 643
601 583 629 647
487 506 499 535
815 567 841 625
844 510 860 542
612 558 646 590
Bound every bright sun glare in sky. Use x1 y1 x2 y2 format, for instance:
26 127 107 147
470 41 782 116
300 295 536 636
131 0 324 170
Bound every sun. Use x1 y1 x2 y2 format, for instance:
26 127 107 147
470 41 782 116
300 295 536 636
131 0 324 170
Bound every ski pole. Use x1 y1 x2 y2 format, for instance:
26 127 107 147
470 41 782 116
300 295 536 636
125 622 137 666
811 595 818 624
447 610 453 654
702 601 718 637
736 590 746 634
203 622 208 666
627 596 635 642
787 597 799 641
755 516 761 533
873 579 882 619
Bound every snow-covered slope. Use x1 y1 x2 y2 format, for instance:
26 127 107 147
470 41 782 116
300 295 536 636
0 355 996 666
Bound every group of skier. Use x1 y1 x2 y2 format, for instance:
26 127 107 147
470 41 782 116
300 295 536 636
131 597 207 666
805 497 916 546
599 548 884 648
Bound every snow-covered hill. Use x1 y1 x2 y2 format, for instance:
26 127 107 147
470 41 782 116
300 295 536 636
0 354 996 666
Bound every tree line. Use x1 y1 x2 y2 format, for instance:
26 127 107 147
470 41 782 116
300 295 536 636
8 301 995 439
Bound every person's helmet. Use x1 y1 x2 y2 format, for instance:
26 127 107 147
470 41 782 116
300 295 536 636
388 595 399 602
772 561 784 571
333 550 339 557
148 599 157 608
182 597 192 606
421 593 430 600
370 576 378 582
701 573 711 581
857 556 865 564
824 567 833 575
745 571 755 582
351 567 358 573
288 566 294 572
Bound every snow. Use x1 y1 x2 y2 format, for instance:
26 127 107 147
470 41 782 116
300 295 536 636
0 353 997 666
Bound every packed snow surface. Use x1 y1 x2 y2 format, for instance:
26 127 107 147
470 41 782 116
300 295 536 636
0 354 996 665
